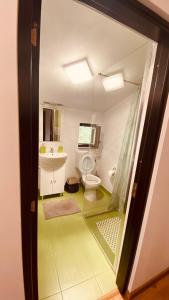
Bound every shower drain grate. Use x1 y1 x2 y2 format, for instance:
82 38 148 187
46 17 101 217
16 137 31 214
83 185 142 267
96 217 121 254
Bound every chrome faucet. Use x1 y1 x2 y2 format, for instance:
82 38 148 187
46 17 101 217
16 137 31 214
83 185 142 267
50 147 54 154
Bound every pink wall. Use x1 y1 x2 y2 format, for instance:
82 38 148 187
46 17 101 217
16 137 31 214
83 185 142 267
0 0 169 298
139 0 169 21
0 1 25 299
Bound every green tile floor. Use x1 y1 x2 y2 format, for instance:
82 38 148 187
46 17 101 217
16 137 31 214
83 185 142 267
38 187 117 300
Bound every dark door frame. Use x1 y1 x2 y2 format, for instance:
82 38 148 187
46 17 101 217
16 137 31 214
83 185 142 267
18 0 169 299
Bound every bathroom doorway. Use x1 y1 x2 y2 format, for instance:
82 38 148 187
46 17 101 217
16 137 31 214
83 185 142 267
18 1 169 300
37 1 158 298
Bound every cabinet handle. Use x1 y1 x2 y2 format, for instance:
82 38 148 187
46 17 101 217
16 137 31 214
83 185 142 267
54 180 56 184
50 180 52 184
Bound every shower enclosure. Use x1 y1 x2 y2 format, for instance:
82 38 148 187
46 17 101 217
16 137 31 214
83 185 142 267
84 42 157 272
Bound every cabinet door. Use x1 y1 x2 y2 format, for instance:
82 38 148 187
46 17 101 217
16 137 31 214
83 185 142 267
40 168 53 196
53 164 65 194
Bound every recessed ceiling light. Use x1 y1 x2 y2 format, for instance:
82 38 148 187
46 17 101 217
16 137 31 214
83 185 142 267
102 73 124 92
63 58 93 84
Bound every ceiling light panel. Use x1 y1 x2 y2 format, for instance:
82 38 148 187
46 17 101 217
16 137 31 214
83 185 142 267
102 73 124 92
63 59 93 84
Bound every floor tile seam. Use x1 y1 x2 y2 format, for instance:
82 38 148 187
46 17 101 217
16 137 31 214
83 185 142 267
46 226 113 273
61 275 97 292
38 240 62 295
55 268 63 294
49 248 63 294
60 290 64 300
40 291 62 300
95 275 105 295
47 213 101 251
83 216 114 270
44 239 57 260
93 276 104 297
42 240 110 289
59 272 104 293
95 272 117 295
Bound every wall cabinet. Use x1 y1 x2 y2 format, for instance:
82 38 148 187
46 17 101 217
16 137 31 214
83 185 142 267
40 164 65 196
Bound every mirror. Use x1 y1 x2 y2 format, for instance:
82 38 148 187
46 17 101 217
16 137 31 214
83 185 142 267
43 107 61 141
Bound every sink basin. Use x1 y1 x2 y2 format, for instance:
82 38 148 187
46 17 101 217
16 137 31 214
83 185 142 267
39 152 67 168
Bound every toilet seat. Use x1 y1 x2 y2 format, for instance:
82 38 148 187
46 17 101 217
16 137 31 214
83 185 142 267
79 153 95 174
82 174 101 187
82 174 101 189
76 151 101 201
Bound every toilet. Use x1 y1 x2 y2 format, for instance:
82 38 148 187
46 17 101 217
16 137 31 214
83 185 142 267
76 151 101 201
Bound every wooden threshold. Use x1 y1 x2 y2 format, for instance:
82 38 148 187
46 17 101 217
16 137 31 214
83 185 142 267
98 288 124 300
99 268 169 300
125 267 169 299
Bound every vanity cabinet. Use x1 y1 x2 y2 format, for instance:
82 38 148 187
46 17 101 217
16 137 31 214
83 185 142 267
40 164 65 196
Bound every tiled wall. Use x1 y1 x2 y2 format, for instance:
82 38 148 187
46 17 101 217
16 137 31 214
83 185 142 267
98 92 138 192
39 93 137 187
39 106 103 180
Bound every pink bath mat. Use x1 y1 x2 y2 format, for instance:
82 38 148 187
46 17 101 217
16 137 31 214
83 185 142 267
43 198 81 219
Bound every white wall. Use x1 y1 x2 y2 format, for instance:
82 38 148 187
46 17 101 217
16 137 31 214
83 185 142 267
39 107 103 179
39 91 140 191
0 1 25 300
61 107 103 178
39 96 138 186
99 92 138 192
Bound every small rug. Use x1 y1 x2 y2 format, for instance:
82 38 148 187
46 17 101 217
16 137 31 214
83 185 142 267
96 217 121 254
43 199 81 219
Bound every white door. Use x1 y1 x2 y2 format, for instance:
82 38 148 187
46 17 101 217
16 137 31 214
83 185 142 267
40 167 53 196
53 164 65 194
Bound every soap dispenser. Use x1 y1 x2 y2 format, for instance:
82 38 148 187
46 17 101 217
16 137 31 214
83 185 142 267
57 145 64 153
40 143 46 153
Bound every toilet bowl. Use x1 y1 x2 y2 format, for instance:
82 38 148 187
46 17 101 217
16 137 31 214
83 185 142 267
82 174 101 202
82 174 101 189
76 151 101 202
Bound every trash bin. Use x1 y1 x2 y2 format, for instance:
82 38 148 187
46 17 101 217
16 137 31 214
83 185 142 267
64 177 79 193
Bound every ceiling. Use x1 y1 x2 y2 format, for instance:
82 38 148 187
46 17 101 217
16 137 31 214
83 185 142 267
40 0 152 112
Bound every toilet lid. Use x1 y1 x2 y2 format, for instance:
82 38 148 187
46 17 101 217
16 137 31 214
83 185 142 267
79 154 95 174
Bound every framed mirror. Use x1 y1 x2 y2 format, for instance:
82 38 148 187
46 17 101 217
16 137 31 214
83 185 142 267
43 107 61 141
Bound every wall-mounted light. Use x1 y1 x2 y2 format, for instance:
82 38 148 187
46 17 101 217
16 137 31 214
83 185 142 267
101 73 124 92
63 58 93 84
99 72 140 92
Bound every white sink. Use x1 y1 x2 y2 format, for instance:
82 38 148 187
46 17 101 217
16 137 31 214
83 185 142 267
39 152 67 168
